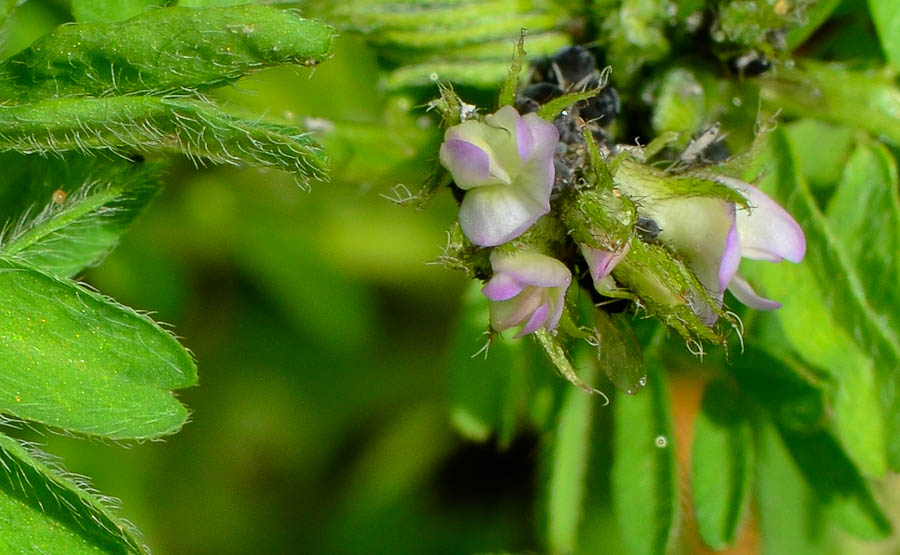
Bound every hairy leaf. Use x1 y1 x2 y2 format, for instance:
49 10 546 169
0 154 161 277
0 256 196 439
71 0 165 23
0 96 328 185
0 5 335 100
0 433 142 553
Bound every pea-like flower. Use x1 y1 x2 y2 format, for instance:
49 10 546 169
482 250 571 337
714 176 806 309
642 178 805 320
581 242 631 287
439 105 559 246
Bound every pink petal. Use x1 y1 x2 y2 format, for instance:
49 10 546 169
581 243 630 282
516 301 550 337
490 251 572 289
717 177 806 263
482 273 525 301
728 274 782 310
522 113 559 161
718 215 741 291
439 139 491 190
490 287 543 331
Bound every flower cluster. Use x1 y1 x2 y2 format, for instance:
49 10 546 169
435 48 806 347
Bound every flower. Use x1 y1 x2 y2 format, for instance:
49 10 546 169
482 250 571 337
581 242 631 288
439 105 559 246
714 176 806 309
640 178 805 320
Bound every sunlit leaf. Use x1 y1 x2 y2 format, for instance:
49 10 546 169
71 0 165 23
0 433 143 553
0 153 161 278
0 5 335 100
0 257 196 439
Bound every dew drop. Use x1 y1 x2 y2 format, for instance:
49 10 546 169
638 376 647 387
655 435 668 448
429 72 439 81
731 97 743 107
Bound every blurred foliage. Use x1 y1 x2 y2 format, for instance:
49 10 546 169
1 0 900 554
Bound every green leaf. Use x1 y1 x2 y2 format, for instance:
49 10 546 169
868 0 900 68
0 96 328 186
734 350 891 540
826 139 900 469
754 415 829 555
447 281 524 445
537 89 602 122
542 345 597 555
0 433 143 553
779 427 892 539
0 6 335 100
760 61 900 146
611 349 677 555
0 256 196 439
691 378 751 549
743 130 896 472
0 154 161 277
785 119 855 189
71 0 165 23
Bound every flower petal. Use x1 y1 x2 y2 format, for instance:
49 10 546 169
490 286 544 331
581 242 630 282
482 272 525 301
718 215 741 291
650 196 735 296
717 177 806 263
516 301 550 337
484 105 528 173
459 184 550 246
522 113 559 161
728 274 782 310
439 139 492 190
489 251 571 289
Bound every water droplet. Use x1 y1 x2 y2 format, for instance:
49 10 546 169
732 97 743 107
429 72 439 81
638 376 647 387
655 435 668 448
785 59 796 69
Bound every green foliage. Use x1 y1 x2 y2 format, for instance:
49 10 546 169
611 353 677 555
0 2 340 552
0 256 196 439
0 434 143 554
869 0 900 67
0 154 162 277
0 6 335 99
692 379 751 549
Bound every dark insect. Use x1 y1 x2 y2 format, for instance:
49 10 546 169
728 50 772 78
635 216 661 242
550 46 598 89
